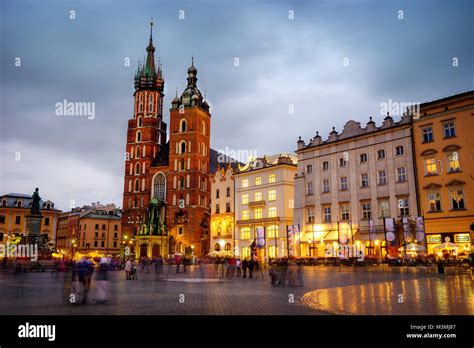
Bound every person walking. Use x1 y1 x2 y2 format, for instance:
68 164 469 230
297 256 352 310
236 258 241 277
242 258 248 278
248 258 254 279
125 258 132 280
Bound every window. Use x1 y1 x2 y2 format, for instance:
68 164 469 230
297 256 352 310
241 246 250 258
428 193 441 212
135 163 140 175
307 209 315 223
94 241 98 247
254 192 263 202
398 198 409 216
1 200 6 207
136 146 141 158
226 187 231 197
268 174 276 183
215 204 220 214
361 173 369 188
15 216 21 224
242 210 249 220
242 194 249 205
267 225 278 238
44 217 50 226
216 189 220 199
138 117 143 127
180 119 187 132
360 153 368 163
340 204 350 221
113 232 118 238
268 189 276 201
322 179 330 193
101 241 105 247
339 158 347 167
397 167 407 182
377 149 385 160
95 232 99 237
362 202 371 219
180 141 186 154
113 241 117 248
153 173 166 201
379 200 390 218
102 224 106 230
135 179 140 192
114 225 118 231
242 179 249 188
340 177 348 191
447 152 461 172
450 189 465 210
378 170 387 185
148 94 153 111
306 165 313 173
268 207 277 218
0 215 5 224
17 201 22 208
395 146 404 156
254 208 263 219
444 122 456 138
255 177 262 185
226 202 231 213
323 207 331 223
95 224 99 229
425 158 437 175
136 131 141 142
322 161 329 171
240 227 251 239
307 182 314 195
422 127 433 142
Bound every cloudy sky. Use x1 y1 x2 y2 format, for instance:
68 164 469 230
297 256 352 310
0 0 472 211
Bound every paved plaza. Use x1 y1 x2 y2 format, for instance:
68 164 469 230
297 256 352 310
0 265 471 315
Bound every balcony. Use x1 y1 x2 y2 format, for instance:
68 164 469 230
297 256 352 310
236 216 280 225
248 200 266 207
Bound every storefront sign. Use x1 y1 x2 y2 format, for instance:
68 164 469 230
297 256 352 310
415 216 425 242
287 225 295 257
384 218 398 258
256 227 265 249
454 234 470 243
427 234 442 244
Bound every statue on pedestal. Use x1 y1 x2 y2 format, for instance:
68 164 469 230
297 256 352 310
30 188 41 215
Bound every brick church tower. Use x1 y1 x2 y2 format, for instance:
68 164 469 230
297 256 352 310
121 21 166 238
166 59 211 256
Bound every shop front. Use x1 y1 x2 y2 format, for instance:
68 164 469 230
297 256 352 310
426 232 471 259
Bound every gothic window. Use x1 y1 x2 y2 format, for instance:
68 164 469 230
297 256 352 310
136 131 142 143
180 119 187 132
201 121 206 135
139 94 143 112
180 158 185 171
179 176 186 189
135 163 140 175
149 94 153 112
134 179 140 192
136 146 141 158
138 117 143 127
153 173 166 202
181 141 186 154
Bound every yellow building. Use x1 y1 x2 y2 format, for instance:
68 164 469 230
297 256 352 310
0 193 61 243
210 164 235 256
413 91 473 257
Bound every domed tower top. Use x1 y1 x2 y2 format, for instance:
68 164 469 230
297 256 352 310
179 57 204 108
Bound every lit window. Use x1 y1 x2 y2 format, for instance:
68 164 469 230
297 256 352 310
268 189 276 201
397 167 407 182
422 127 433 142
379 200 390 218
428 193 441 212
242 194 249 205
425 158 437 175
395 146 404 156
307 209 314 223
254 208 263 219
322 179 330 193
450 189 465 210
241 246 250 258
268 207 277 218
444 122 456 138
255 177 262 185
242 210 249 220
268 174 276 183
447 152 461 172
240 227 251 239
254 192 263 202
242 179 249 188
340 204 350 220
267 225 278 238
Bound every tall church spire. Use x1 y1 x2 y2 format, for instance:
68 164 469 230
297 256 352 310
145 19 156 76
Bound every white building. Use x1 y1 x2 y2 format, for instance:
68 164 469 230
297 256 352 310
294 114 418 258
234 154 297 260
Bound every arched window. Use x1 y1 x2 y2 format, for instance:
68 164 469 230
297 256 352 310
152 173 166 202
135 163 140 175
180 158 185 171
138 117 143 127
179 176 185 189
225 243 232 251
136 146 141 158
138 94 143 112
17 201 22 208
201 121 206 135
214 243 221 251
134 179 140 192
180 119 187 132
180 141 186 154
136 131 141 142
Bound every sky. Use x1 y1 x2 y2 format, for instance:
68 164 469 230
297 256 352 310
0 0 472 211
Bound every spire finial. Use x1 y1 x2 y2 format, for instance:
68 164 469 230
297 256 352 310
191 55 194 67
175 87 178 97
149 17 154 41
